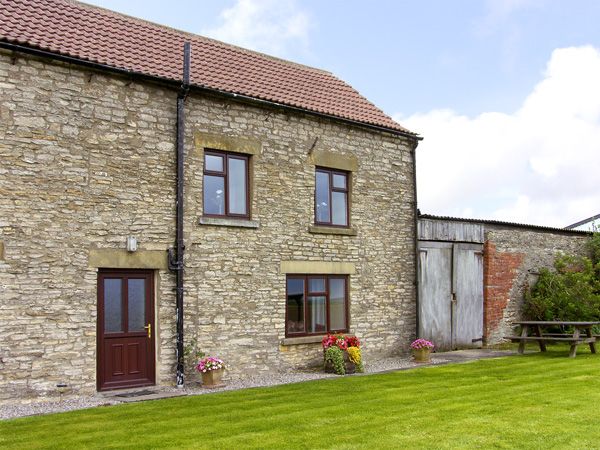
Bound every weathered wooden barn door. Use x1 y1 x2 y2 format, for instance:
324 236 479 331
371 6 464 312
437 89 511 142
418 218 484 351
452 243 483 348
418 242 453 350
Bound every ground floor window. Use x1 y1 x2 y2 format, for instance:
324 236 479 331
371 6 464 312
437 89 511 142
286 275 348 336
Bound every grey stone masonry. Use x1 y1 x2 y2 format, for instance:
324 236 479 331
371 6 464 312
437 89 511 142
0 49 418 401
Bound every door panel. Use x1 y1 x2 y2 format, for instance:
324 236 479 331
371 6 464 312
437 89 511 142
418 242 453 351
98 270 155 391
453 244 484 348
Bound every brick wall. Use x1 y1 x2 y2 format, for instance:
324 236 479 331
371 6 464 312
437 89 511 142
483 241 524 343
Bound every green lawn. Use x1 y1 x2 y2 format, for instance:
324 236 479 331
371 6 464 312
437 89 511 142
3 347 600 449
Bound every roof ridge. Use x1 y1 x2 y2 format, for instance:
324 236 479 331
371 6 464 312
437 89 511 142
73 0 333 76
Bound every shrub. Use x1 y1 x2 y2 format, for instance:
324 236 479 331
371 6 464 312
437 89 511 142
524 233 600 324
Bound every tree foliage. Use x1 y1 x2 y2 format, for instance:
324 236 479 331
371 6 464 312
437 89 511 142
523 233 600 322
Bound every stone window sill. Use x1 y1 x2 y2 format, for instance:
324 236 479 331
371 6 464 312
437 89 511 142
280 335 324 346
308 225 357 236
199 217 260 229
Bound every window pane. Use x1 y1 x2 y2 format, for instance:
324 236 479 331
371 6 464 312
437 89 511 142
315 171 330 223
228 158 247 215
128 279 146 332
104 278 122 333
203 175 225 215
307 295 326 333
308 278 325 293
331 191 348 226
287 279 305 334
332 173 346 189
329 278 346 331
205 154 223 172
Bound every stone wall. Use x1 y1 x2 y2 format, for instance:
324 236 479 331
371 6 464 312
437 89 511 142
0 49 178 401
483 226 590 344
0 49 418 401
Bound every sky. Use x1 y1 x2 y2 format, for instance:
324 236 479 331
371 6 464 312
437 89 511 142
85 0 600 229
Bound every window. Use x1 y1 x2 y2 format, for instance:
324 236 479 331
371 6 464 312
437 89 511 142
315 168 349 227
203 150 249 218
286 275 348 336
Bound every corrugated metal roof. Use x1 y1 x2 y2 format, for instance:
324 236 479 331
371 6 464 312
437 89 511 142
419 213 592 235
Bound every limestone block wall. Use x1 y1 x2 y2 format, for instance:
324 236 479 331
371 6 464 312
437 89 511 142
483 226 590 344
0 50 178 401
183 95 417 375
0 49 418 400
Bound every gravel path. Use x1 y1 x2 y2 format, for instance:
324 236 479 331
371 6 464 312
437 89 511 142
0 351 500 421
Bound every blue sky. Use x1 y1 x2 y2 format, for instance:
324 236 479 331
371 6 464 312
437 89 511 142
86 0 600 228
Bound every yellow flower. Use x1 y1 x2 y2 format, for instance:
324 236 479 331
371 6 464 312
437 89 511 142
347 346 362 365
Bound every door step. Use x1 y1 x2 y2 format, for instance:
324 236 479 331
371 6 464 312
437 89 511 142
103 388 186 403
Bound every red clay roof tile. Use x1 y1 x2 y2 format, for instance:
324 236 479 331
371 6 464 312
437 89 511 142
0 0 415 135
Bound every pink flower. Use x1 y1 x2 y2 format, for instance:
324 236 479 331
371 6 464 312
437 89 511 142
410 339 434 350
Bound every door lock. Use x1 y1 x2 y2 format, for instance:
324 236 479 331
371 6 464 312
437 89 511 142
144 323 152 339
451 293 457 304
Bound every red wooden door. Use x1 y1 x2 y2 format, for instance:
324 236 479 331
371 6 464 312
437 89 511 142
97 270 155 391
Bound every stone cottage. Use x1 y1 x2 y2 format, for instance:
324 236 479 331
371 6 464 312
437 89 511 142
0 0 420 399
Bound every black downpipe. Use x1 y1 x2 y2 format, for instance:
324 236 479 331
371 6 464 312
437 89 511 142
169 42 191 387
411 141 421 339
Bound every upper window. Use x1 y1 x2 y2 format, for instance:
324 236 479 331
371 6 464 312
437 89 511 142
203 150 249 218
286 275 349 337
315 168 349 227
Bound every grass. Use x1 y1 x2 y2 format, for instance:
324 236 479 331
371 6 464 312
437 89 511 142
2 346 600 449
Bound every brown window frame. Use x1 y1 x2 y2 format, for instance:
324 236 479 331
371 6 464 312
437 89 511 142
285 274 349 337
203 149 250 219
314 167 350 228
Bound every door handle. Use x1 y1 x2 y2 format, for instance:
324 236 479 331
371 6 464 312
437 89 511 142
144 323 152 339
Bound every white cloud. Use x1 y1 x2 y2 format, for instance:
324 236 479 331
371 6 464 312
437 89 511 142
396 46 600 228
203 0 311 57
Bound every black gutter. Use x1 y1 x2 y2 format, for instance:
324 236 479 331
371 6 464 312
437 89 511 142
0 41 421 142
168 42 191 387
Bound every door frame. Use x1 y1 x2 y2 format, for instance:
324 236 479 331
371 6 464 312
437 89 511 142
96 268 156 391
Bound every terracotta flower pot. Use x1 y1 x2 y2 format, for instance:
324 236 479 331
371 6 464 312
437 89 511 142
412 348 432 363
201 368 225 388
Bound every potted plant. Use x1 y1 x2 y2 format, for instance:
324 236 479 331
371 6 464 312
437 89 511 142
410 338 434 362
322 334 364 375
196 356 226 388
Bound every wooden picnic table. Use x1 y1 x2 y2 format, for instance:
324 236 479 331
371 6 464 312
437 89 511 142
507 321 600 358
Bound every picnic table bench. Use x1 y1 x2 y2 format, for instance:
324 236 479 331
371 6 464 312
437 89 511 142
506 321 600 357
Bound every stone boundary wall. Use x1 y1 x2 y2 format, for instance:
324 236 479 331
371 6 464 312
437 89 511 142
483 225 590 344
